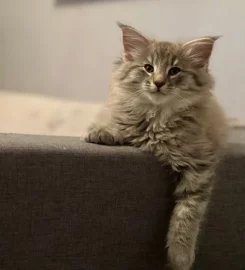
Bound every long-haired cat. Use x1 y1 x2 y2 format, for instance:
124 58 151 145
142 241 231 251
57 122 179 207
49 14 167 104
85 23 227 270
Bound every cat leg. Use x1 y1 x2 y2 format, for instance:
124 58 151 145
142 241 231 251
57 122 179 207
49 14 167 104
85 123 123 145
167 168 213 270
84 107 124 145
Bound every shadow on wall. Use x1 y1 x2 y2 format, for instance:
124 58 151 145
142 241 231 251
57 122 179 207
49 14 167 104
56 0 147 5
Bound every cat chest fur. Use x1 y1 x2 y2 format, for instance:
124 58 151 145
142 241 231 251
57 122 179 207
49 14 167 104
125 109 185 162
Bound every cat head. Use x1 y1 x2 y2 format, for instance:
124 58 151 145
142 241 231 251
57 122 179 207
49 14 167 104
114 22 219 106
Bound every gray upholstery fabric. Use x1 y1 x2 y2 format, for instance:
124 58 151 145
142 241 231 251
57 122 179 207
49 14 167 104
196 141 245 269
0 131 244 270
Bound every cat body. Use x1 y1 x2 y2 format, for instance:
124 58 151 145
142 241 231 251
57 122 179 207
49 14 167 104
85 23 227 270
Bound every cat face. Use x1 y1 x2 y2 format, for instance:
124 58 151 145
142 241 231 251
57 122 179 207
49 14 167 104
115 23 218 105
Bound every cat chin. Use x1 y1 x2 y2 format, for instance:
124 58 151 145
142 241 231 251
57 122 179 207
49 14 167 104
145 92 170 106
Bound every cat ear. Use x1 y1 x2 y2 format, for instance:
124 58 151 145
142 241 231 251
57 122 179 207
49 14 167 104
117 22 149 61
182 36 220 68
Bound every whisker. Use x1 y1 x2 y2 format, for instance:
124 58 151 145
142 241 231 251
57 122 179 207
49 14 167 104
129 91 145 104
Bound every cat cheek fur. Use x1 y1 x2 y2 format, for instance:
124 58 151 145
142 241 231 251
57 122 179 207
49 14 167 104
85 23 227 270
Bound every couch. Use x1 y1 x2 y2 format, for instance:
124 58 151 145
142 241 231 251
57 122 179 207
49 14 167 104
0 129 244 270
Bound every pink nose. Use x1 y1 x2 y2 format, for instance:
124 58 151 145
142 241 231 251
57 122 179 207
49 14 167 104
154 80 165 90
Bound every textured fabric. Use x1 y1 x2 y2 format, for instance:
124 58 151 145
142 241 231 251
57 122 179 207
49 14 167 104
195 141 245 269
0 90 101 136
0 132 244 270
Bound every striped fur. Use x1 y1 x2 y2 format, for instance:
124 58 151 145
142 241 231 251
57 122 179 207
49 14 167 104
85 24 227 270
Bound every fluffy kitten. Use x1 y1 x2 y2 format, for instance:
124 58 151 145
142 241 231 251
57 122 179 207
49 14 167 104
85 23 227 270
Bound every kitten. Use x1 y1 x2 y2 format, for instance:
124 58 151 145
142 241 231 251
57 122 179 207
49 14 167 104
85 23 227 270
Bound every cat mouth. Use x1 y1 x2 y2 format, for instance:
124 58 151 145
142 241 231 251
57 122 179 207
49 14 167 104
152 91 166 96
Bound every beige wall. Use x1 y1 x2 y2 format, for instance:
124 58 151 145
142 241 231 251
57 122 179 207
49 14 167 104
1 0 245 119
0 3 4 88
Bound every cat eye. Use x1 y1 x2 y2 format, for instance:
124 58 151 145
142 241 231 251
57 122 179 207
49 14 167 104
144 64 154 73
168 67 181 76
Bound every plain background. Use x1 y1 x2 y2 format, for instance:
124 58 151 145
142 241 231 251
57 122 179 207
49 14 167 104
0 0 245 120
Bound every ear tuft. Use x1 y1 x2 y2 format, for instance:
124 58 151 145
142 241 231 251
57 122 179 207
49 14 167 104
117 22 149 61
182 36 220 68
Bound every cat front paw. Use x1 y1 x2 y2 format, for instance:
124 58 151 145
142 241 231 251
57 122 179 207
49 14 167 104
168 244 194 270
84 126 122 145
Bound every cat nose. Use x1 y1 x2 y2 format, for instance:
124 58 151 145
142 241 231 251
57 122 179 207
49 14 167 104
154 80 165 90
